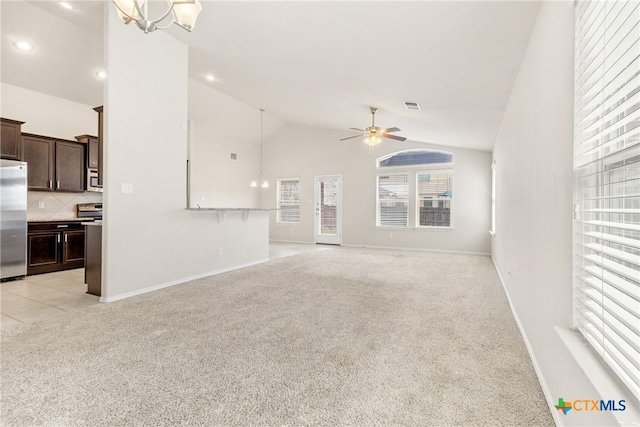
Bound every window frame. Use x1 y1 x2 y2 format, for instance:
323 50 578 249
490 160 496 236
415 169 454 230
276 177 300 225
376 173 410 228
376 149 454 230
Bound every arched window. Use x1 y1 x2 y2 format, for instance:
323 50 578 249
376 150 453 229
377 149 453 168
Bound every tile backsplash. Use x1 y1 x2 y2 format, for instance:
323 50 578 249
28 191 103 221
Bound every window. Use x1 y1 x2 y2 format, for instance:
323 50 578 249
377 150 453 229
574 0 640 399
378 150 453 167
377 174 409 227
277 179 300 224
416 170 452 227
490 160 496 235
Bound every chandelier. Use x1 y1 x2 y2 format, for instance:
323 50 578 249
113 0 203 34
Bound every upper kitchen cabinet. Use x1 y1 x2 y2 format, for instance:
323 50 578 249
1 118 25 160
22 134 54 190
94 106 103 186
74 134 99 169
21 134 85 192
56 141 85 191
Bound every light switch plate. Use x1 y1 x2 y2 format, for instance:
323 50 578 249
121 183 133 194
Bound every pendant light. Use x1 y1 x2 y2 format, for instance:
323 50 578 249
112 0 203 34
250 109 269 189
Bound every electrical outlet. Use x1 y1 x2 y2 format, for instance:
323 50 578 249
38 201 45 209
217 248 223 256
121 183 133 194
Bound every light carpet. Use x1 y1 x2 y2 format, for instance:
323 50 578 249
1 247 553 426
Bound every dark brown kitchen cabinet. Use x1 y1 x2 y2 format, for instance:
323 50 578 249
56 141 85 191
74 134 99 169
62 230 85 263
94 106 103 186
1 118 24 160
21 133 85 192
22 134 55 191
27 222 85 275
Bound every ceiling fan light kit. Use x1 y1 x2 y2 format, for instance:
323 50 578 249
340 107 407 148
112 0 202 34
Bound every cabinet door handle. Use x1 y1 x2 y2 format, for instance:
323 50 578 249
56 180 60 189
56 225 68 228
57 234 61 244
48 180 52 189
64 234 68 243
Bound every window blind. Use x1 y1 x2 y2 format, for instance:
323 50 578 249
377 174 409 227
416 170 452 227
277 179 300 223
574 0 640 400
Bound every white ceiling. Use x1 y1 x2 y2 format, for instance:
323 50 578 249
1 1 541 151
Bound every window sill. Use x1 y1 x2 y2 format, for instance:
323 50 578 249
555 326 639 426
276 222 300 226
375 226 455 231
415 226 454 231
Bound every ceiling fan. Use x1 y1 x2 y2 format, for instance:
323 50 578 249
340 107 407 146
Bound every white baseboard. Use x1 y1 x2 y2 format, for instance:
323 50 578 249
342 243 490 256
269 239 315 245
491 256 561 427
99 258 270 303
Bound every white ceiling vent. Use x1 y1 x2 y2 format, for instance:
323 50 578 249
403 101 421 110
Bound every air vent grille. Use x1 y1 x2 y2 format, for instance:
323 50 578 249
403 101 421 110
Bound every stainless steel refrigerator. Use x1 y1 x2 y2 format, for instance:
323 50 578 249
1 159 27 280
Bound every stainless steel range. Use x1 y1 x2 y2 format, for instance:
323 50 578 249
76 203 103 220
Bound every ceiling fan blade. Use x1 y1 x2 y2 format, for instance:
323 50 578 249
349 128 365 132
381 127 401 133
340 134 365 141
382 134 407 142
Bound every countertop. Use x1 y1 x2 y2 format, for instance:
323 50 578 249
28 218 96 223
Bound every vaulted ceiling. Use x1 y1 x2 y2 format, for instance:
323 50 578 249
1 1 541 151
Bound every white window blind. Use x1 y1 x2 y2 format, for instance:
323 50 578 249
377 174 409 227
277 179 300 223
574 0 640 400
416 170 452 227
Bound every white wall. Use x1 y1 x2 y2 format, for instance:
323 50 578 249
0 83 98 140
102 7 269 301
262 124 491 254
493 3 623 426
187 79 284 208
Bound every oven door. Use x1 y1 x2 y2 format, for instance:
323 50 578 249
86 169 102 192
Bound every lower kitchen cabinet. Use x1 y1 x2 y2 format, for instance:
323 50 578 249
27 222 85 275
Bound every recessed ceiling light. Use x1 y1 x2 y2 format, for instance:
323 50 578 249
59 1 74 10
14 40 33 51
205 74 215 82
96 70 107 80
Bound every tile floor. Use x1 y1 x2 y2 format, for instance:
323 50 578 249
1 243 334 332
1 268 99 331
